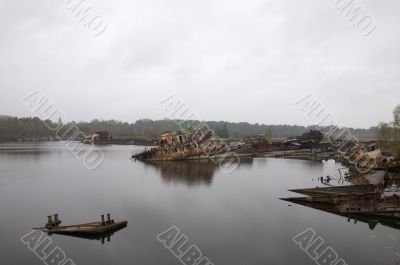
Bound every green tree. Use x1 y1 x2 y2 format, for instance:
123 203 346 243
216 122 229 138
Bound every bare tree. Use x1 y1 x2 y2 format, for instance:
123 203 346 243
393 104 400 142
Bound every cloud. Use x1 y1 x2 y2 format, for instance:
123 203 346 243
0 0 399 128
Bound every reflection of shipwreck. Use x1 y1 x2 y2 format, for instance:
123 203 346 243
145 160 217 185
283 172 400 230
132 128 268 161
283 191 400 230
143 158 254 186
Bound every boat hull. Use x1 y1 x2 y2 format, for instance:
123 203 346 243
40 221 128 236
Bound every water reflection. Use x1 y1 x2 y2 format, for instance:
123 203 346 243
283 194 400 231
140 158 254 186
3 142 399 265
0 142 61 156
0 147 53 155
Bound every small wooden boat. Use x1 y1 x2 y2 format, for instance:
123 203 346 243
35 214 128 237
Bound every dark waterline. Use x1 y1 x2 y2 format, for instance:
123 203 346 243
0 142 397 265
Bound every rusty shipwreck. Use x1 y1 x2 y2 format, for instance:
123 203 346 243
131 128 269 161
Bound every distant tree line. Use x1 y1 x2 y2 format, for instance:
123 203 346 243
376 105 400 152
0 116 378 142
0 117 57 141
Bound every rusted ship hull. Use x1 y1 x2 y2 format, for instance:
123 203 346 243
132 146 254 161
131 129 325 161
131 128 267 161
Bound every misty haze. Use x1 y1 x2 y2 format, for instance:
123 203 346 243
1 0 400 265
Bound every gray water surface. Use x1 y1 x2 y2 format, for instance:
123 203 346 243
0 142 398 265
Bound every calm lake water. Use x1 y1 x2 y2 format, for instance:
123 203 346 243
0 142 398 265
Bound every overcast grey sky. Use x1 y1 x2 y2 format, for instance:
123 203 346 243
0 0 399 128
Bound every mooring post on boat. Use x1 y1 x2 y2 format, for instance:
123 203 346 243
47 215 53 224
107 213 111 224
101 215 105 226
54 214 60 225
